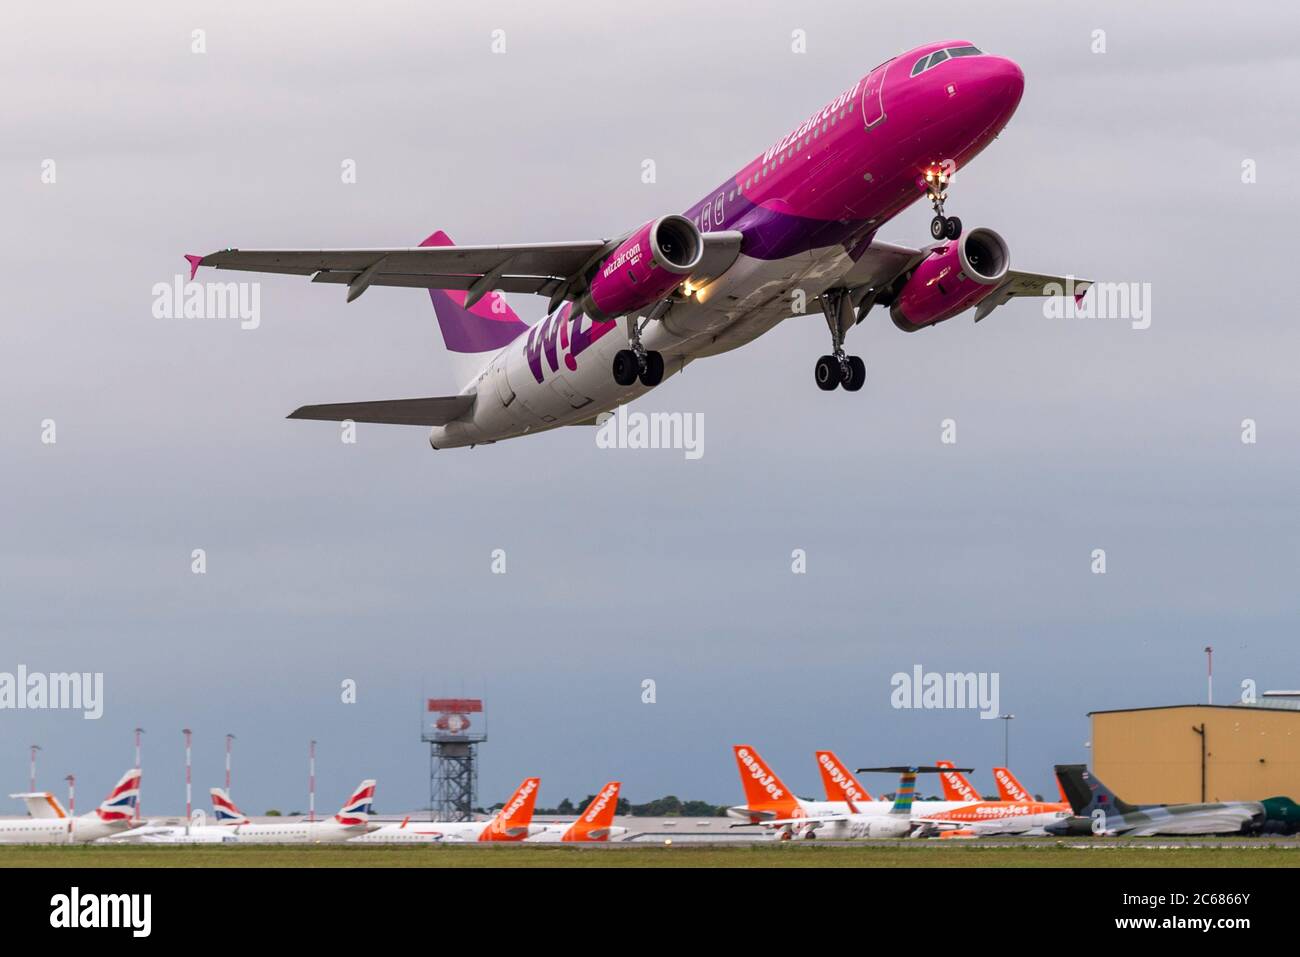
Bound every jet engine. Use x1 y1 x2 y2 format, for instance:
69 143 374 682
890 227 1010 331
576 215 703 321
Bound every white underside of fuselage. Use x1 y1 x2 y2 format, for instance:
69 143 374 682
429 244 856 449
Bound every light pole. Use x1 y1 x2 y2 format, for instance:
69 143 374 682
999 714 1016 767
1204 646 1214 704
308 740 317 822
133 728 145 819
65 774 75 843
182 728 193 821
29 745 40 792
225 734 235 794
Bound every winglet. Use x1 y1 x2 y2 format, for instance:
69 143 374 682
184 254 204 281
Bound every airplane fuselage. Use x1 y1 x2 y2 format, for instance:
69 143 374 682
0 815 129 845
431 41 1024 449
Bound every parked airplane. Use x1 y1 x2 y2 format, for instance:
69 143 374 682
729 745 966 829
1053 765 1264 837
739 767 960 840
110 780 376 844
351 777 541 843
0 769 140 844
528 781 627 843
923 761 1071 835
187 40 1088 450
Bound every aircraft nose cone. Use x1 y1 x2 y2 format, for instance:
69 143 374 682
983 55 1025 108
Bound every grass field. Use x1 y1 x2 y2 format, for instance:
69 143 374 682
3 841 1298 867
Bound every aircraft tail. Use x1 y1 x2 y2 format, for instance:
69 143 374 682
420 230 530 388
94 769 141 823
333 779 377 826
10 792 68 819
482 777 541 841
562 782 621 842
1054 765 1135 817
935 760 982 803
733 745 801 818
993 766 1033 803
890 770 919 815
209 787 250 824
815 751 873 804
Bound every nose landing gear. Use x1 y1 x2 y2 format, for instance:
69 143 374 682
814 288 866 392
924 164 962 241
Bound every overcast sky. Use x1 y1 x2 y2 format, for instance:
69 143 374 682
2 1 1298 814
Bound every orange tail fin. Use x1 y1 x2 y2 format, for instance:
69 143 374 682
935 760 982 803
815 750 873 803
733 745 800 818
563 782 621 842
993 767 1032 803
480 777 540 842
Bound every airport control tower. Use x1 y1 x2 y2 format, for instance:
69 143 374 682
422 698 486 821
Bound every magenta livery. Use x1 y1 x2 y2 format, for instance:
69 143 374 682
188 40 1091 449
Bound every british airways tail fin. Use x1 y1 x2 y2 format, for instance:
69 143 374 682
334 779 377 827
421 230 530 388
94 769 141 823
209 787 250 824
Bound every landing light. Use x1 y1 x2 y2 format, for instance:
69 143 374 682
682 280 696 297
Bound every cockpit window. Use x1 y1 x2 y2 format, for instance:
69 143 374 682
910 45 983 77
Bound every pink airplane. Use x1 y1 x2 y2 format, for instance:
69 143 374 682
187 39 1091 450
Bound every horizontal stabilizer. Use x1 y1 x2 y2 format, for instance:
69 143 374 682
288 395 474 427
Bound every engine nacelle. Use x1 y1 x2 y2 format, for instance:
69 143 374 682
576 215 703 321
890 227 1010 331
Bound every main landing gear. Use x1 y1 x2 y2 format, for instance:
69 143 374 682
815 288 866 392
612 315 664 388
924 164 962 241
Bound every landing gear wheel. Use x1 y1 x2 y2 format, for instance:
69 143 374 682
612 350 640 387
930 216 947 240
815 355 840 391
639 350 665 387
943 216 962 241
842 355 866 392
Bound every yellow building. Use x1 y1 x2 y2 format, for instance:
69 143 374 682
1089 703 1300 804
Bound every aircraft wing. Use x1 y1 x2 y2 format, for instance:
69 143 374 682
287 395 475 427
187 231 743 304
971 270 1093 322
843 240 1091 324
